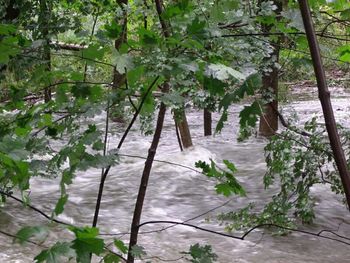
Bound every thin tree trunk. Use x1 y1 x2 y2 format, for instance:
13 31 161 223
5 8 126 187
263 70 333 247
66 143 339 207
113 0 128 87
110 0 128 122
204 108 212 136
39 0 52 102
175 119 184 151
258 0 282 136
298 0 350 209
91 76 159 229
126 86 168 263
175 108 193 148
3 0 20 22
126 1 170 262
258 59 279 136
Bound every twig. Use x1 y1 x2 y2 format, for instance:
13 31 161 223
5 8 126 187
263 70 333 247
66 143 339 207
0 190 72 226
137 220 350 246
142 255 185 262
92 76 160 227
31 114 70 137
117 153 202 174
0 229 47 248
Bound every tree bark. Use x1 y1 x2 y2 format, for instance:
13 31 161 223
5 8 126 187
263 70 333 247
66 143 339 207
3 0 20 22
39 0 52 102
258 60 279 136
126 1 171 262
204 108 212 136
126 86 168 263
258 0 283 136
175 119 184 151
175 108 193 148
113 0 127 88
110 0 128 122
298 0 350 209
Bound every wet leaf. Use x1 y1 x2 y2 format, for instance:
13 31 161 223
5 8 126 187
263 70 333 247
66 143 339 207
15 226 48 244
34 242 75 263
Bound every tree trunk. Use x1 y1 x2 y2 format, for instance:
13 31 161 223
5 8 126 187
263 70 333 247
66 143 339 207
258 0 283 136
126 2 171 262
113 0 128 87
175 120 184 151
3 0 20 22
204 108 212 136
110 0 128 122
39 0 52 102
175 108 193 148
126 85 168 263
298 0 350 209
258 60 279 136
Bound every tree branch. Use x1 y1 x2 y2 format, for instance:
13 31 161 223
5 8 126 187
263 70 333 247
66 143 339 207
0 190 72 226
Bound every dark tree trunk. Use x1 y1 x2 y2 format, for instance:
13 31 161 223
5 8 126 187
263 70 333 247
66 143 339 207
204 108 212 136
126 86 168 263
110 0 128 122
43 40 51 102
126 2 171 262
175 108 193 148
113 0 128 87
298 0 350 209
258 0 283 136
3 0 20 22
1 0 20 74
175 119 184 151
258 58 279 136
39 0 52 102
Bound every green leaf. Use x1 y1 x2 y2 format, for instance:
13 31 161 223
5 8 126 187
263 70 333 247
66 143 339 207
70 227 104 263
281 9 305 32
206 64 245 81
223 160 237 173
195 160 245 197
0 24 17 35
162 5 182 19
239 101 262 128
203 77 227 96
72 237 104 261
234 73 262 99
0 36 21 64
137 28 159 46
215 183 234 196
215 110 228 133
340 8 350 19
54 194 68 216
104 20 122 39
80 44 106 61
130 245 146 258
71 227 99 239
161 91 184 106
15 226 48 244
337 44 350 62
111 51 133 74
183 243 218 263
34 242 75 263
187 17 206 37
114 239 128 254
71 83 91 99
92 140 104 151
104 253 121 263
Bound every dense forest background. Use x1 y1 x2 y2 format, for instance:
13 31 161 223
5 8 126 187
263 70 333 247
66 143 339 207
1 0 350 262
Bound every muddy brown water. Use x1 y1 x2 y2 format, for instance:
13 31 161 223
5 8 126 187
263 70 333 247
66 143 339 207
1 90 350 262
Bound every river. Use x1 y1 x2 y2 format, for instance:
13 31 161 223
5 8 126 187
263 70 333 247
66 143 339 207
1 86 350 262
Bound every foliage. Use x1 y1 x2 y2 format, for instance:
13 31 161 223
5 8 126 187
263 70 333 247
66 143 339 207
195 159 245 197
182 243 218 263
219 116 350 231
1 0 350 261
